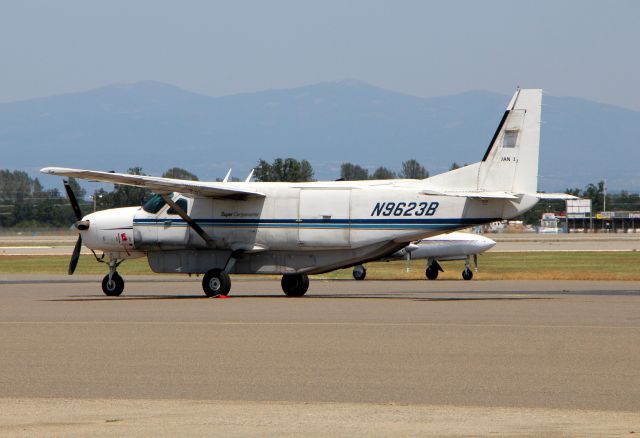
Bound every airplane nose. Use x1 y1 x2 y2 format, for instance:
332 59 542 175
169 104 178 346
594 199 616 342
81 207 138 251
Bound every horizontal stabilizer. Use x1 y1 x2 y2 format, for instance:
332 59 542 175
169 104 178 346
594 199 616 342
420 189 519 200
40 167 265 199
420 189 578 201
535 193 579 200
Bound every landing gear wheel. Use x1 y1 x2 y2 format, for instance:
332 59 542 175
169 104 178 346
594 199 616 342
352 266 367 281
202 269 231 297
281 274 309 297
425 266 439 280
462 268 473 281
102 272 124 296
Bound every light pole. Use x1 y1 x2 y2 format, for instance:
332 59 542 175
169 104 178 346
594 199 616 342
91 190 103 212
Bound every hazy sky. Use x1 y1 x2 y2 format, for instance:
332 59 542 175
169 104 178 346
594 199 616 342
2 0 639 109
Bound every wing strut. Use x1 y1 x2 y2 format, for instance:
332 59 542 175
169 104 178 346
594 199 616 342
160 194 215 247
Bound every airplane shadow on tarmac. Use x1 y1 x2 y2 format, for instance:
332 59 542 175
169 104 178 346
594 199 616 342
34 287 640 302
42 293 553 302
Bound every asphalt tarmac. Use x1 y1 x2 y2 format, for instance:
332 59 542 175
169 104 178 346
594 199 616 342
1 276 639 436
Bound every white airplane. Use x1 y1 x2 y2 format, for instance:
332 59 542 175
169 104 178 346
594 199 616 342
42 88 573 297
351 232 496 281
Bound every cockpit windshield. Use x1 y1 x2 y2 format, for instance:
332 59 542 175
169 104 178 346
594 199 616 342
142 193 171 214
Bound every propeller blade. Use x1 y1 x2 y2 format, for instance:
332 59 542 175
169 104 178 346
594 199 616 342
63 180 83 221
473 254 478 272
405 252 411 273
68 236 82 275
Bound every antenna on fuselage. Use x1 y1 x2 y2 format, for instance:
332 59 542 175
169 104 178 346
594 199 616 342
222 168 232 183
245 169 255 182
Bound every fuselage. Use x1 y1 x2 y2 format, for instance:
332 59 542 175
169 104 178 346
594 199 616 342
77 180 526 275
81 182 509 252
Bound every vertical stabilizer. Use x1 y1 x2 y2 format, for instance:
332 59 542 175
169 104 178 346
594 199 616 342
478 88 541 194
424 88 542 195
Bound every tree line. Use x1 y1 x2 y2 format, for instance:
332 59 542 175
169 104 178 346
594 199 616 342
0 169 81 228
1 160 638 228
0 167 196 228
338 159 428 181
252 157 431 182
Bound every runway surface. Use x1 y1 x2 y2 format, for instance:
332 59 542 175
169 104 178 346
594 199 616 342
1 277 639 436
490 233 640 252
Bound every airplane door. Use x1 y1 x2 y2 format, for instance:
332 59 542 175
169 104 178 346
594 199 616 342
132 194 191 249
298 189 350 247
157 196 190 248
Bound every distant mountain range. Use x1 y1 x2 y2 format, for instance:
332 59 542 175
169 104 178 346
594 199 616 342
1 80 638 191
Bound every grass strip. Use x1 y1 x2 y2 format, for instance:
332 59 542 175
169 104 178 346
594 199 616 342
1 252 639 281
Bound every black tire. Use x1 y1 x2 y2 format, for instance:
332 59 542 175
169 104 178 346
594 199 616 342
281 274 309 297
425 266 439 280
102 272 124 296
352 267 367 281
202 269 231 297
462 268 473 281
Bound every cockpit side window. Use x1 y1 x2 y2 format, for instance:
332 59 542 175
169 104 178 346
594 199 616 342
142 193 171 214
167 198 188 215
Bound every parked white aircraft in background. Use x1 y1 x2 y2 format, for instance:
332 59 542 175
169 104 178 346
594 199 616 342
352 232 496 281
42 88 573 297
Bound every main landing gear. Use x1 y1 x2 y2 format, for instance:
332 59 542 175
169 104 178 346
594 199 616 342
201 250 241 297
281 274 310 297
202 269 231 297
201 271 310 297
425 259 443 280
201 250 311 297
425 257 476 280
101 259 124 296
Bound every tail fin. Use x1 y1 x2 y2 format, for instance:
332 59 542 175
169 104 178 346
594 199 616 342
478 88 541 194
425 88 542 195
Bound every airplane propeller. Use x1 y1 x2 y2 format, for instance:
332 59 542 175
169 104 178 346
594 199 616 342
63 180 84 275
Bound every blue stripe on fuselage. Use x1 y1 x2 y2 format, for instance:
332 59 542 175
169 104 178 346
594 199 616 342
132 217 496 230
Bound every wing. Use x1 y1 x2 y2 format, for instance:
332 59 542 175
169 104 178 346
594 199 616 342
41 167 265 199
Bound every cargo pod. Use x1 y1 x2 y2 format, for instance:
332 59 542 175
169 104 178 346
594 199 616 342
298 189 351 248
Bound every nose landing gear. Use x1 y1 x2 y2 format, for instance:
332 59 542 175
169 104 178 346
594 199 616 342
352 265 367 280
102 272 124 296
101 259 124 296
461 254 477 280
